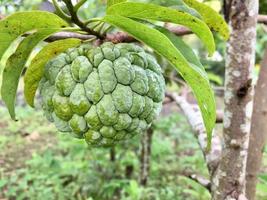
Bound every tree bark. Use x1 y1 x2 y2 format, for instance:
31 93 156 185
213 0 258 199
139 128 153 186
245 47 267 200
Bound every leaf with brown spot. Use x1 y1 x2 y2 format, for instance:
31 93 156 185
0 11 68 60
107 2 215 55
183 0 230 40
1 29 62 120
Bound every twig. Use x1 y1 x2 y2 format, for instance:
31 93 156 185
216 110 223 123
166 91 222 175
74 0 87 12
163 96 173 105
182 169 211 191
52 0 71 21
164 23 192 35
46 24 194 43
106 32 136 43
61 0 103 38
163 94 223 123
45 31 96 42
258 15 267 24
214 86 225 97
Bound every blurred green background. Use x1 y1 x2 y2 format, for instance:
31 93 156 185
0 0 267 199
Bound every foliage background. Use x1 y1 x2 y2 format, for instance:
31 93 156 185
0 0 267 199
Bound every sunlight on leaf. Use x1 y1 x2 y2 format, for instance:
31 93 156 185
1 29 62 120
107 0 127 8
183 0 229 40
107 2 215 55
0 11 68 60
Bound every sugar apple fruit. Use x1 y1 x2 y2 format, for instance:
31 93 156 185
39 42 165 147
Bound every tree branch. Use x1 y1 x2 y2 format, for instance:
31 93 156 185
45 31 95 42
164 95 224 123
182 170 211 191
258 15 267 24
44 14 267 43
165 91 222 175
216 110 223 123
45 25 193 43
164 23 192 35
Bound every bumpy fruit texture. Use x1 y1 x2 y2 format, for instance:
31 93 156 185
39 42 165 147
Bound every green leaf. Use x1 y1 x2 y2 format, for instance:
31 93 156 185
207 72 223 85
183 0 229 40
155 26 204 71
151 0 202 18
107 0 127 8
1 29 61 120
0 11 68 60
24 38 81 107
170 5 202 19
103 15 216 147
154 0 186 7
107 2 215 55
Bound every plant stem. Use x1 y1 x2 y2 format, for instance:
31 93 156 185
52 0 71 21
89 21 102 30
84 18 103 26
74 0 87 12
62 0 103 39
94 22 105 34
102 25 113 36
61 27 81 31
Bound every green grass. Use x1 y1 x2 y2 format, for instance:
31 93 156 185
0 106 266 200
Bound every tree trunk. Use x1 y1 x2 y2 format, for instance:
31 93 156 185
139 127 153 186
212 0 258 199
245 47 267 200
110 147 116 162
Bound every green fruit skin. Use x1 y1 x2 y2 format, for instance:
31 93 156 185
39 42 165 147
